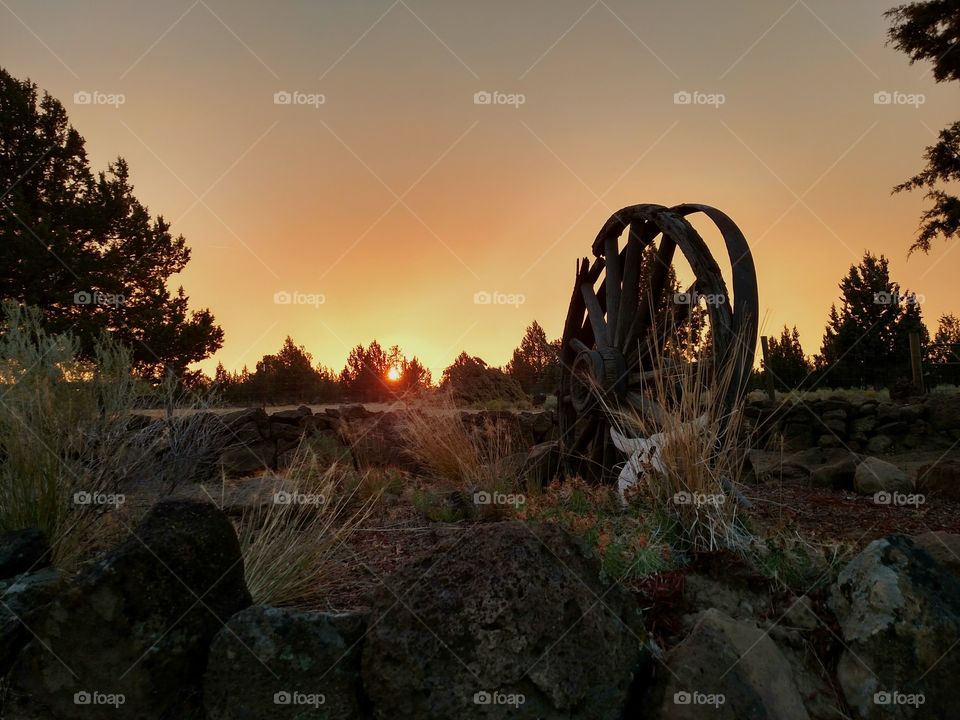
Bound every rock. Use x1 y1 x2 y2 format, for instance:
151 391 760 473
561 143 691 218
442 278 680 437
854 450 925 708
781 422 814 450
0 567 62 675
854 457 912 495
875 421 908 437
0 529 51 580
270 407 312 424
810 455 857 489
6 500 251 719
852 415 877 434
876 403 901 424
866 434 893 454
653 608 809 720
204 606 367 720
915 459 960 499
219 440 276 476
829 534 960 719
220 407 270 430
361 522 647 720
817 434 843 448
269 420 304 444
927 394 960 432
899 404 925 422
912 531 960 579
521 441 560 488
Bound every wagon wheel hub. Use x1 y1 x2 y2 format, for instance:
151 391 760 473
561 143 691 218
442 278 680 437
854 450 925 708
570 347 628 412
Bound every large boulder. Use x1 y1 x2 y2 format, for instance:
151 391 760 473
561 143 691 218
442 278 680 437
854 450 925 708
0 567 62 675
829 534 960 719
915 459 960 499
652 608 809 720
204 606 368 720
0 528 51 580
5 500 251 719
361 522 647 719
854 457 912 495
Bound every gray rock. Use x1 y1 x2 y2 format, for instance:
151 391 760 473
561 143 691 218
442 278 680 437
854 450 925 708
854 457 912 495
926 394 960 433
852 415 877 434
653 608 809 720
0 529 50 580
810 455 857 489
866 434 893 454
829 534 960 719
0 567 62 675
361 522 647 720
219 440 276 476
204 606 367 720
6 500 251 719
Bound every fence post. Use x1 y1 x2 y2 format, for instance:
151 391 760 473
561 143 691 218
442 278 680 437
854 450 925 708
760 336 776 402
909 331 926 393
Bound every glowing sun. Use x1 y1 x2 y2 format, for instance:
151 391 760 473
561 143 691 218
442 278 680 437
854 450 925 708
386 366 401 382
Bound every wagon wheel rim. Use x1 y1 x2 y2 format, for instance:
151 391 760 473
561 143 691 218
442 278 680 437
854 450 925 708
558 203 758 483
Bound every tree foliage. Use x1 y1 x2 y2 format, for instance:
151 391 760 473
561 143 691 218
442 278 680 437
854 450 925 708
886 2 960 252
763 326 812 391
817 252 928 387
505 321 561 394
0 68 223 379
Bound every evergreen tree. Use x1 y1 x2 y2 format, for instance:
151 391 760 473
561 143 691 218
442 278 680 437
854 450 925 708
764 326 812 391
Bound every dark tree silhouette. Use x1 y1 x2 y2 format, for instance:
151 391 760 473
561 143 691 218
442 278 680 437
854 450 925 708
340 340 389 401
817 252 928 387
0 68 222 379
763 326 812 391
505 321 560 393
887 2 960 253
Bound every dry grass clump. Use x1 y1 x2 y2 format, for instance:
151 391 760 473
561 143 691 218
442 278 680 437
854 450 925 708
231 444 376 608
399 392 524 518
0 302 145 568
610 336 754 554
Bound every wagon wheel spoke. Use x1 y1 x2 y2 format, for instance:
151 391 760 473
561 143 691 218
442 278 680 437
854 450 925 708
581 283 610 349
604 235 621 341
614 222 644 349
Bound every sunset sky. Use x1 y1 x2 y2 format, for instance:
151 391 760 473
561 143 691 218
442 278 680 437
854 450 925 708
2 0 957 379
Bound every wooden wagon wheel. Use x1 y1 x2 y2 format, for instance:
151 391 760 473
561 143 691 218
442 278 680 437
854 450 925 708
558 203 758 483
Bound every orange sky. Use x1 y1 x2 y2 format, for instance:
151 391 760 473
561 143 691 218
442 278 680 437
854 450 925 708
2 0 957 379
